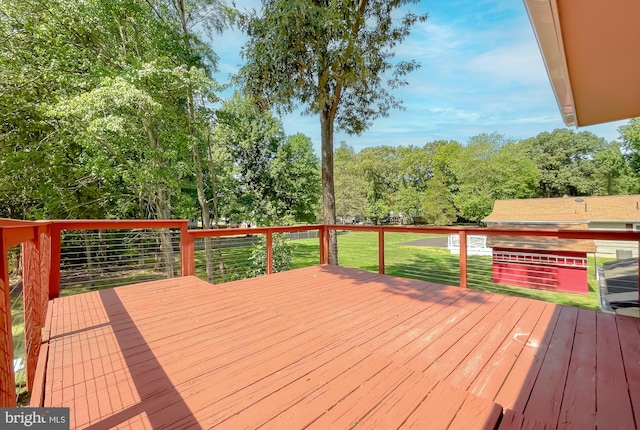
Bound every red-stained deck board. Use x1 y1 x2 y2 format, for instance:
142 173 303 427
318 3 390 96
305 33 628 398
440 297 532 389
368 288 491 360
616 315 640 422
37 265 640 429
522 306 578 427
305 361 417 429
448 390 503 430
596 312 636 429
357 288 481 355
395 294 497 363
498 409 551 430
404 294 511 373
400 381 500 430
556 308 596 429
493 302 561 411
468 300 548 402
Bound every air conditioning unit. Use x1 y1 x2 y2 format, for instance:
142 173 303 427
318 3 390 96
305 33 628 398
633 224 640 232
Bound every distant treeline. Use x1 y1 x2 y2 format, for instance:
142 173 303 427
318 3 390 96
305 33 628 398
334 128 640 225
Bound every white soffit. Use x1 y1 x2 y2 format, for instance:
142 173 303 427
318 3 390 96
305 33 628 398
524 0 576 126
524 0 640 127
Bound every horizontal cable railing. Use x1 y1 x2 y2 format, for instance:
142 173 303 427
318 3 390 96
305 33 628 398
194 234 264 283
336 230 379 273
384 232 462 287
59 228 181 294
8 246 26 404
192 227 322 283
328 225 640 311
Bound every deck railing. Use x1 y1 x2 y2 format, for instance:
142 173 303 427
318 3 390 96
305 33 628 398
1 218 640 406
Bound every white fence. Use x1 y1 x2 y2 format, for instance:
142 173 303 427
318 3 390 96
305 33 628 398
448 234 493 256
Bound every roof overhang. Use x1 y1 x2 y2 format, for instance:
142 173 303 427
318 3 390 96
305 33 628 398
524 0 640 126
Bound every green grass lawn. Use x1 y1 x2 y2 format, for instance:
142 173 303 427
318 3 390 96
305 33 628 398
290 231 601 310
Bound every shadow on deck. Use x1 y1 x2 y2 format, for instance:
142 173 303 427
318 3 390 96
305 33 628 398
33 265 640 429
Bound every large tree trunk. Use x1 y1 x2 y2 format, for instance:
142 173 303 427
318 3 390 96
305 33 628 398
206 139 226 280
155 189 176 278
142 118 176 279
193 146 216 283
320 110 338 265
176 0 216 282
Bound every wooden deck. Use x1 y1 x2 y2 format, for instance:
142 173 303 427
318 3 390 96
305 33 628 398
35 265 640 429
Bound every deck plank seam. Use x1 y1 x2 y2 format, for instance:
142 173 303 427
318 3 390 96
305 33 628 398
448 300 535 393
421 296 526 382
257 356 397 429
478 302 550 406
408 294 509 371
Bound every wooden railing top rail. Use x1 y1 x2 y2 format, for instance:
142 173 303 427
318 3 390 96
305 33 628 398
325 224 640 241
188 224 323 238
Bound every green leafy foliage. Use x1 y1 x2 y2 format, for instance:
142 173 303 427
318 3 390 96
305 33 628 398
238 0 427 263
334 143 368 221
521 129 607 198
271 134 322 223
212 94 321 225
248 234 294 276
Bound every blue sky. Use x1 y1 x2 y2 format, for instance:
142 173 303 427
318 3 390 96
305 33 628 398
211 0 627 154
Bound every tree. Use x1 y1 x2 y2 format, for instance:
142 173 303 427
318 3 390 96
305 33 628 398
0 0 227 278
397 145 433 190
618 119 640 193
270 134 321 223
593 141 637 194
451 133 538 223
619 118 640 172
0 0 223 223
421 176 457 225
358 146 400 221
213 94 321 225
334 143 368 222
522 129 606 197
395 183 424 224
238 0 427 264
213 93 284 225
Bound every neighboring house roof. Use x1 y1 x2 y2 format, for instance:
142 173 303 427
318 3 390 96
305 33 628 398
524 0 640 126
486 222 596 253
483 195 640 224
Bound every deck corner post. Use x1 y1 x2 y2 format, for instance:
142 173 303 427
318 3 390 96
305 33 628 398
48 224 62 299
459 230 468 288
378 228 385 274
319 225 329 265
180 222 195 277
266 230 273 275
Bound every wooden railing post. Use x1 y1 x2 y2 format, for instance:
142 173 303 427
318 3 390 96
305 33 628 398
180 222 194 277
319 225 330 265
378 227 385 274
459 230 468 288
318 227 325 264
266 230 273 275
48 224 62 299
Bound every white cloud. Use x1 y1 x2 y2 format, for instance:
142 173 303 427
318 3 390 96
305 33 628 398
208 0 627 155
464 40 548 85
